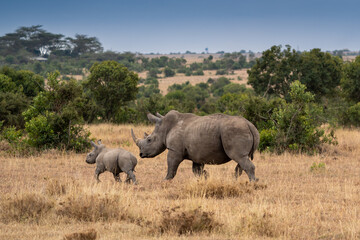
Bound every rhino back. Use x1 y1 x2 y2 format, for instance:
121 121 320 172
180 114 254 164
102 149 122 170
181 114 231 164
116 149 137 171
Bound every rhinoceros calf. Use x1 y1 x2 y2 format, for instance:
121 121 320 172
85 140 137 184
131 110 260 182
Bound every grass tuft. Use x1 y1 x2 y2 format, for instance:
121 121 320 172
158 206 221 235
63 228 97 240
46 179 67 196
185 178 267 199
239 211 284 238
0 193 54 223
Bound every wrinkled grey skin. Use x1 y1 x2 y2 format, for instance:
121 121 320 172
131 110 260 182
85 140 137 184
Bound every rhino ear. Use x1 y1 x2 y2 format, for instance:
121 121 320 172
144 132 149 138
156 112 164 119
90 141 97 147
97 139 102 145
147 113 162 124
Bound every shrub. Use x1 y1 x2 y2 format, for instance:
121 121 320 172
340 102 360 127
216 69 227 75
164 67 175 77
258 81 336 153
22 71 91 152
259 129 277 152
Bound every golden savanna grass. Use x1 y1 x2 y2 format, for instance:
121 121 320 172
0 124 359 239
137 69 249 95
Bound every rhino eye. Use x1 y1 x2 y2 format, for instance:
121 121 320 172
147 138 151 143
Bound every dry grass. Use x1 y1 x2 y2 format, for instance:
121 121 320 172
1 124 360 239
66 54 251 95
137 69 249 94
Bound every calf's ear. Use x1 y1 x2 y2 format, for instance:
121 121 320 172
97 139 102 145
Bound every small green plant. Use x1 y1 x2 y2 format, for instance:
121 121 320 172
0 126 34 155
310 162 326 172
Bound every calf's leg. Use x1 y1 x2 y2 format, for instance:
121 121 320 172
94 166 104 183
125 170 137 185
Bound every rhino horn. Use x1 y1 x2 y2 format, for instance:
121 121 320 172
90 141 97 147
131 129 140 146
156 112 164 118
147 113 162 124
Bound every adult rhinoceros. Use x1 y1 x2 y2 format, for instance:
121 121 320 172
131 110 260 182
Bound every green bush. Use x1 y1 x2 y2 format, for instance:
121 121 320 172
216 69 227 75
0 126 34 155
341 102 360 127
164 67 175 77
22 71 91 152
259 81 336 153
259 129 277 152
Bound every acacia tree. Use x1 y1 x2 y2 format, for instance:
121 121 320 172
85 61 139 121
67 34 103 56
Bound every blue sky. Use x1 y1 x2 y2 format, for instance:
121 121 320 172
1 0 359 53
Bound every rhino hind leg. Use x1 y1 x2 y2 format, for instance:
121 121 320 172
234 164 243 178
234 156 258 182
125 170 137 185
192 162 208 179
113 173 122 182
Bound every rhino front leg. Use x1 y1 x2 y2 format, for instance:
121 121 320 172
165 151 183 180
234 156 258 182
94 167 104 183
192 162 208 179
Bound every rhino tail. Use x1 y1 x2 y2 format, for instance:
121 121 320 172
246 120 260 160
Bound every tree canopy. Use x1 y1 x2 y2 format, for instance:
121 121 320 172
84 61 139 121
247 45 342 99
